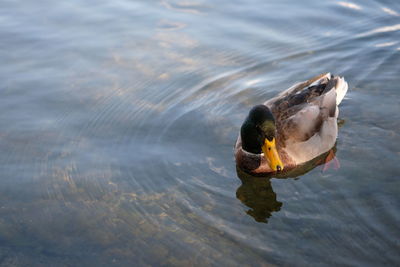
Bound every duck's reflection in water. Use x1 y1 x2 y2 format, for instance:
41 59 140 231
236 147 337 223
236 167 282 223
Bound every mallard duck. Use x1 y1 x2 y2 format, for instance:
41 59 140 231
235 73 348 174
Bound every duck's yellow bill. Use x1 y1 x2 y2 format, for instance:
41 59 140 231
262 138 284 172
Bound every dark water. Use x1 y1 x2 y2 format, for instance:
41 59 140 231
1 0 400 265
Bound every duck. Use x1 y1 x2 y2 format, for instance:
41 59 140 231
235 73 348 174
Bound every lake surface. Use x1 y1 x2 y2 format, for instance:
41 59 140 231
1 0 400 265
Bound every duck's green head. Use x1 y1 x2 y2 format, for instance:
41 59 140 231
240 105 284 172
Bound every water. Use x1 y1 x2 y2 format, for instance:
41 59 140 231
1 0 400 265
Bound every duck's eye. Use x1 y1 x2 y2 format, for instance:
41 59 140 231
268 147 271 151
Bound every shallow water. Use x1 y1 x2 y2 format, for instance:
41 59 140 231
1 0 400 265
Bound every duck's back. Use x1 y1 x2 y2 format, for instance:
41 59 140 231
265 73 348 165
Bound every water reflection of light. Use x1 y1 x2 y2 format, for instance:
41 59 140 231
374 42 397 48
382 7 399 17
337 2 362 10
244 78 262 87
357 24 400 37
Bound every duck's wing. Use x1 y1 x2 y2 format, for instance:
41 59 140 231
264 73 329 106
266 74 348 164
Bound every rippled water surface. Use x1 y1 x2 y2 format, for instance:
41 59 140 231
1 0 400 265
